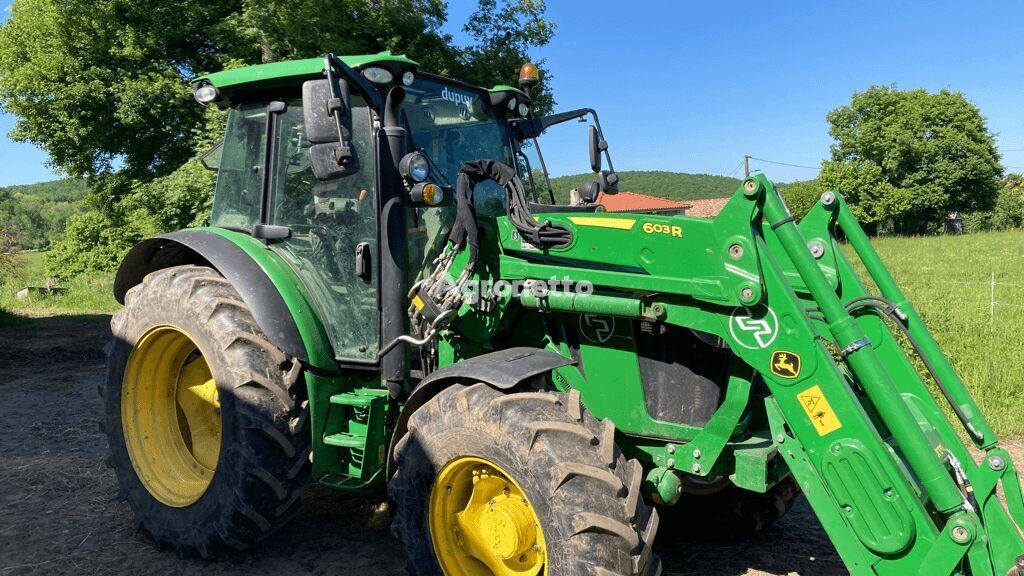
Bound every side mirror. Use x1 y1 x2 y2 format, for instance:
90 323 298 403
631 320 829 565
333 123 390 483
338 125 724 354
303 78 359 180
588 125 608 173
599 170 619 193
578 180 601 204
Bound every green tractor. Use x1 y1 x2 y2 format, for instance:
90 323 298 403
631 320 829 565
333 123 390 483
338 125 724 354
104 51 1024 576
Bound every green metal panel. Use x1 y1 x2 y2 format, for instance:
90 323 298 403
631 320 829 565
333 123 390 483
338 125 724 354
488 84 529 98
820 438 915 555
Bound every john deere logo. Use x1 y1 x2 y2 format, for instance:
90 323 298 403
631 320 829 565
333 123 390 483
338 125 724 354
770 351 801 379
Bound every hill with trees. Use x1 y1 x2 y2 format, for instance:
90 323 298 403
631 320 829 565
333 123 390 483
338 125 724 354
545 171 741 204
0 179 87 251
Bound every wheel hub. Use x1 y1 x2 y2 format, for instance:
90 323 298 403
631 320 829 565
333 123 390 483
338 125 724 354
478 492 536 560
121 325 222 507
430 457 546 575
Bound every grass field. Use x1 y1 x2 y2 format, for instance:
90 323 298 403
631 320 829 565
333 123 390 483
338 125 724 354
0 251 118 319
2 230 1022 433
843 230 1024 436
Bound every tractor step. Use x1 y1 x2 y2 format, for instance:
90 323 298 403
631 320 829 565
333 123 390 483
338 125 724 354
329 392 379 408
323 432 367 449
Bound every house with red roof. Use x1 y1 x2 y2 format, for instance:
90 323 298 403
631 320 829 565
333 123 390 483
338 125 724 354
595 192 728 218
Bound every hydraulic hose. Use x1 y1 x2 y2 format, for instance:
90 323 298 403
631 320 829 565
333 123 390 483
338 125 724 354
845 296 983 441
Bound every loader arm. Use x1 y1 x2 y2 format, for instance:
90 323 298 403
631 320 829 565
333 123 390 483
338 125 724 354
444 174 1024 575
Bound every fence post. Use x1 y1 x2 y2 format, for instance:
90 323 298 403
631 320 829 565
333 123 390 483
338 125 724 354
991 271 996 329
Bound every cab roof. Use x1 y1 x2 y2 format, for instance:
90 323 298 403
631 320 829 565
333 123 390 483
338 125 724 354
193 51 528 103
193 51 419 90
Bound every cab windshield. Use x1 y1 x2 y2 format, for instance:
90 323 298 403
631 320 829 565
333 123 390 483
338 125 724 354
404 76 513 216
402 76 514 279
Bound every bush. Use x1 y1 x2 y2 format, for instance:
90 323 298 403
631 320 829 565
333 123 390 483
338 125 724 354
122 160 215 231
960 211 991 233
778 179 823 221
45 210 160 280
991 186 1024 230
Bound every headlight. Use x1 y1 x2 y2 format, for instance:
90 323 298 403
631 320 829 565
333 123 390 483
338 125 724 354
507 97 517 112
193 83 219 105
409 182 444 206
402 70 415 86
399 151 430 182
518 102 529 117
362 67 393 85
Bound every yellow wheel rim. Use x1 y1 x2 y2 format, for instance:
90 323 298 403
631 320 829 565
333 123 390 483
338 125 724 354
429 456 546 576
121 325 222 507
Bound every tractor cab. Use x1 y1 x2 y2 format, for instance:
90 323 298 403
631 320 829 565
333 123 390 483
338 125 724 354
191 52 525 364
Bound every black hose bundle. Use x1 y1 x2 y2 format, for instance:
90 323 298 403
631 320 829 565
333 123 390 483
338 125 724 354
458 160 572 250
400 160 574 356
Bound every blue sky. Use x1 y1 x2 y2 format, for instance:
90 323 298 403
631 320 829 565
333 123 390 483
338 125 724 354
2 1 1023 185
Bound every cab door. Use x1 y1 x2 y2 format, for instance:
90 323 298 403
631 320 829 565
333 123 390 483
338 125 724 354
265 98 381 362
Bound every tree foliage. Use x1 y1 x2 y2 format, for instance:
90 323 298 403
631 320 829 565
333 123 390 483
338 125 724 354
0 0 556 184
44 209 160 280
970 173 1024 232
819 85 1003 234
0 0 556 276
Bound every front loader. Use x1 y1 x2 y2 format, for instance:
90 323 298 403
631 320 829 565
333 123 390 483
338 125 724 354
103 51 1024 575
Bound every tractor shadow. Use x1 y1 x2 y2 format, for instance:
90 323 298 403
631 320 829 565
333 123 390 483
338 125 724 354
654 495 845 575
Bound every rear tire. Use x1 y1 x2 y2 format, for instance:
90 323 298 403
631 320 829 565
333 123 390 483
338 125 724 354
390 383 660 575
103 265 311 556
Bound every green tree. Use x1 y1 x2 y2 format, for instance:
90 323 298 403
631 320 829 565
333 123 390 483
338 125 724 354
819 85 1002 235
0 0 555 185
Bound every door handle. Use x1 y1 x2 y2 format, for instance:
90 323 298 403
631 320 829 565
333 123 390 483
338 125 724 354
355 242 371 281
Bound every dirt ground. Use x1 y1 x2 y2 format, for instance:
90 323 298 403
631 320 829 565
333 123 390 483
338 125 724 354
8 313 986 576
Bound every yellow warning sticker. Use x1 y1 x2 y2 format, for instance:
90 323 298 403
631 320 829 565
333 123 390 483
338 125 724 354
796 385 842 436
412 294 425 311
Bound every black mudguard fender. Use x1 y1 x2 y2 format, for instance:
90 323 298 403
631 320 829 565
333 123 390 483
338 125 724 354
114 230 314 365
386 347 575 477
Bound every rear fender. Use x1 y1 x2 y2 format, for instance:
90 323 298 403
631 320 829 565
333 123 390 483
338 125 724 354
114 228 336 371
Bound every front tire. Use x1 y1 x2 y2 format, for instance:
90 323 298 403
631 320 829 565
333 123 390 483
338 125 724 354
103 265 311 556
390 383 660 576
